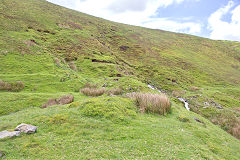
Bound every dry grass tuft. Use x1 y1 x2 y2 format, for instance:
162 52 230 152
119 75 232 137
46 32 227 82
0 80 24 92
83 83 98 89
69 61 77 71
54 58 61 66
172 90 186 97
81 88 106 97
128 93 171 115
61 58 67 64
107 88 123 95
189 86 200 91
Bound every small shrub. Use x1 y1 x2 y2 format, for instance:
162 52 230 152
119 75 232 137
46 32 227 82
68 102 81 108
128 93 171 115
81 88 106 97
49 114 68 124
107 88 123 95
80 97 136 122
178 114 190 122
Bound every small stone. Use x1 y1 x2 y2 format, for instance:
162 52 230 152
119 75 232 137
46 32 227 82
216 105 223 109
203 102 210 106
194 117 205 124
15 123 37 134
0 130 21 139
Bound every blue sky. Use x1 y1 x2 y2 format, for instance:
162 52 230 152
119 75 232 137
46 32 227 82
47 0 240 41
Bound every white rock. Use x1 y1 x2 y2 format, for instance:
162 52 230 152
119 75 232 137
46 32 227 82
15 123 37 134
0 130 21 139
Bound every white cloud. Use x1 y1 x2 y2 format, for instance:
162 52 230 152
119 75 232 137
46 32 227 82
208 1 240 41
142 18 201 34
47 0 202 35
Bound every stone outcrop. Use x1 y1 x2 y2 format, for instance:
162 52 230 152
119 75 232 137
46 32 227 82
15 123 37 134
0 130 20 139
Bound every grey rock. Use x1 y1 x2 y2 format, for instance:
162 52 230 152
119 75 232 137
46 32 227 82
15 123 37 134
203 102 210 106
194 117 205 124
0 130 21 139
216 105 223 109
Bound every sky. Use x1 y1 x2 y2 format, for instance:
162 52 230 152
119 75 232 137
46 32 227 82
47 0 240 41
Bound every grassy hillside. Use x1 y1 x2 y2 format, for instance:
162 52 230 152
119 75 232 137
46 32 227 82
0 0 240 159
1 98 240 159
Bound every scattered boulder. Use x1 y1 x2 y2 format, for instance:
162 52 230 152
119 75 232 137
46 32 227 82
15 123 37 134
0 130 20 139
41 95 74 108
216 105 223 109
91 59 111 63
119 46 129 51
194 117 205 124
116 74 122 77
203 102 210 106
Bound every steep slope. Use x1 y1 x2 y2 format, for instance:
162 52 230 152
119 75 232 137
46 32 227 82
0 0 240 159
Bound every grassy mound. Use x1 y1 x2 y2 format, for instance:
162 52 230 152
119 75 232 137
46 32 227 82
71 96 137 122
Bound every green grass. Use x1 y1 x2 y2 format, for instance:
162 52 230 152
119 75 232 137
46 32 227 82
0 0 240 159
0 100 240 160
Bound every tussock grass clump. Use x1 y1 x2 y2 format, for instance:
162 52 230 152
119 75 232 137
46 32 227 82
54 58 61 66
231 123 240 139
81 83 106 96
189 86 200 91
80 83 123 96
128 93 171 115
81 88 106 97
107 88 123 95
69 61 77 71
83 83 98 89
0 80 24 92
172 90 186 97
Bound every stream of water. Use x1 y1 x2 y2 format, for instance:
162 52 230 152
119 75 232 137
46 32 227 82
178 98 190 111
148 84 190 111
